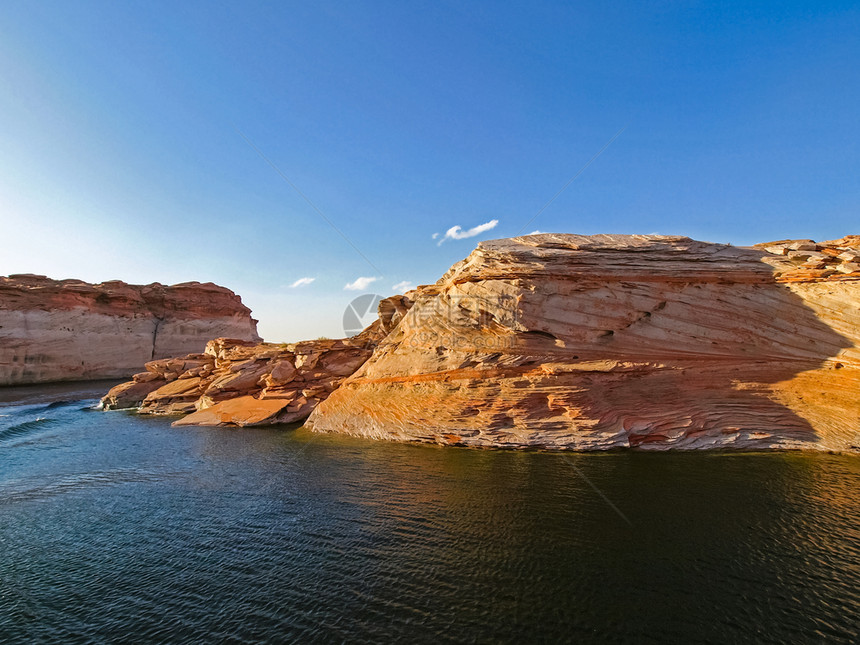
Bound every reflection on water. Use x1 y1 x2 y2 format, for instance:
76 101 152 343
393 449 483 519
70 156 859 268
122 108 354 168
0 382 858 643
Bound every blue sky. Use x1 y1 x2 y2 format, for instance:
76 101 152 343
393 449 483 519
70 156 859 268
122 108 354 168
1 1 857 341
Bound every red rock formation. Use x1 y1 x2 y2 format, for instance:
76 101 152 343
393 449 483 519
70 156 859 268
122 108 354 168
100 331 387 426
307 234 860 453
99 295 408 425
0 275 260 385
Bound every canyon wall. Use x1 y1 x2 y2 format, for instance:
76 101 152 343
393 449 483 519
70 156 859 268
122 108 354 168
306 234 860 452
0 275 261 385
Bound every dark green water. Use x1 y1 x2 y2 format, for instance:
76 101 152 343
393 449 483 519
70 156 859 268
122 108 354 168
1 383 858 644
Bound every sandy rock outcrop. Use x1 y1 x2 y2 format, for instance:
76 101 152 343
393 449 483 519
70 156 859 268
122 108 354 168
307 234 860 452
99 299 402 425
0 275 260 385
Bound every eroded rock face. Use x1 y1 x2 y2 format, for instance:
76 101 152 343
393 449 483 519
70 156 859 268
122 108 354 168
99 323 393 426
307 234 860 452
100 295 411 425
0 275 261 385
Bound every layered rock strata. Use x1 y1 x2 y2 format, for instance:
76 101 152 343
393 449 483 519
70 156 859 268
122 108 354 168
99 296 408 426
307 234 860 452
0 275 260 385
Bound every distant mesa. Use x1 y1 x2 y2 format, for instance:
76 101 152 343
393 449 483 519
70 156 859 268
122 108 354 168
0 274 260 385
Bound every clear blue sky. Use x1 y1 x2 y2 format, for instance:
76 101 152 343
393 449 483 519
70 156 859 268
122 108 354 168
1 1 857 341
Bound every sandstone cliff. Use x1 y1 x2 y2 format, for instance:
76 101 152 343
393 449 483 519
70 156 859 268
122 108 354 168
306 234 860 453
99 295 410 426
1 275 261 385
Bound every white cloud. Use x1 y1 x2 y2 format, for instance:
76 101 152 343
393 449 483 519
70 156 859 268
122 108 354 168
529 230 543 235
392 280 413 292
289 277 315 288
437 219 499 245
344 276 379 291
431 232 439 240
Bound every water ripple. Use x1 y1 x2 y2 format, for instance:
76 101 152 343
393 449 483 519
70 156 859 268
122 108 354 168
0 468 187 505
0 387 857 644
0 417 59 443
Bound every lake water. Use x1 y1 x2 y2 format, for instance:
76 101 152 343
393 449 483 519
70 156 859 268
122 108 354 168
1 382 858 644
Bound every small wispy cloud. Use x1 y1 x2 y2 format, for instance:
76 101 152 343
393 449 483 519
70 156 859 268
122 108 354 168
392 280 413 292
344 276 379 291
436 219 499 246
529 230 543 235
289 277 315 288
431 232 439 240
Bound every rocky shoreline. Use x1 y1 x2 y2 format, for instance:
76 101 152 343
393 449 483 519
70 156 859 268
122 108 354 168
99 295 412 425
100 234 860 453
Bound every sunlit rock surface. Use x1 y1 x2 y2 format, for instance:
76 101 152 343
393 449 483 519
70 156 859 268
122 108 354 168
99 299 404 426
307 234 860 452
0 275 260 385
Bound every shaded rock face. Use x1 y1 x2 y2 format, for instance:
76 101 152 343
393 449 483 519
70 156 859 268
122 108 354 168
0 275 260 385
307 234 860 452
100 324 391 426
